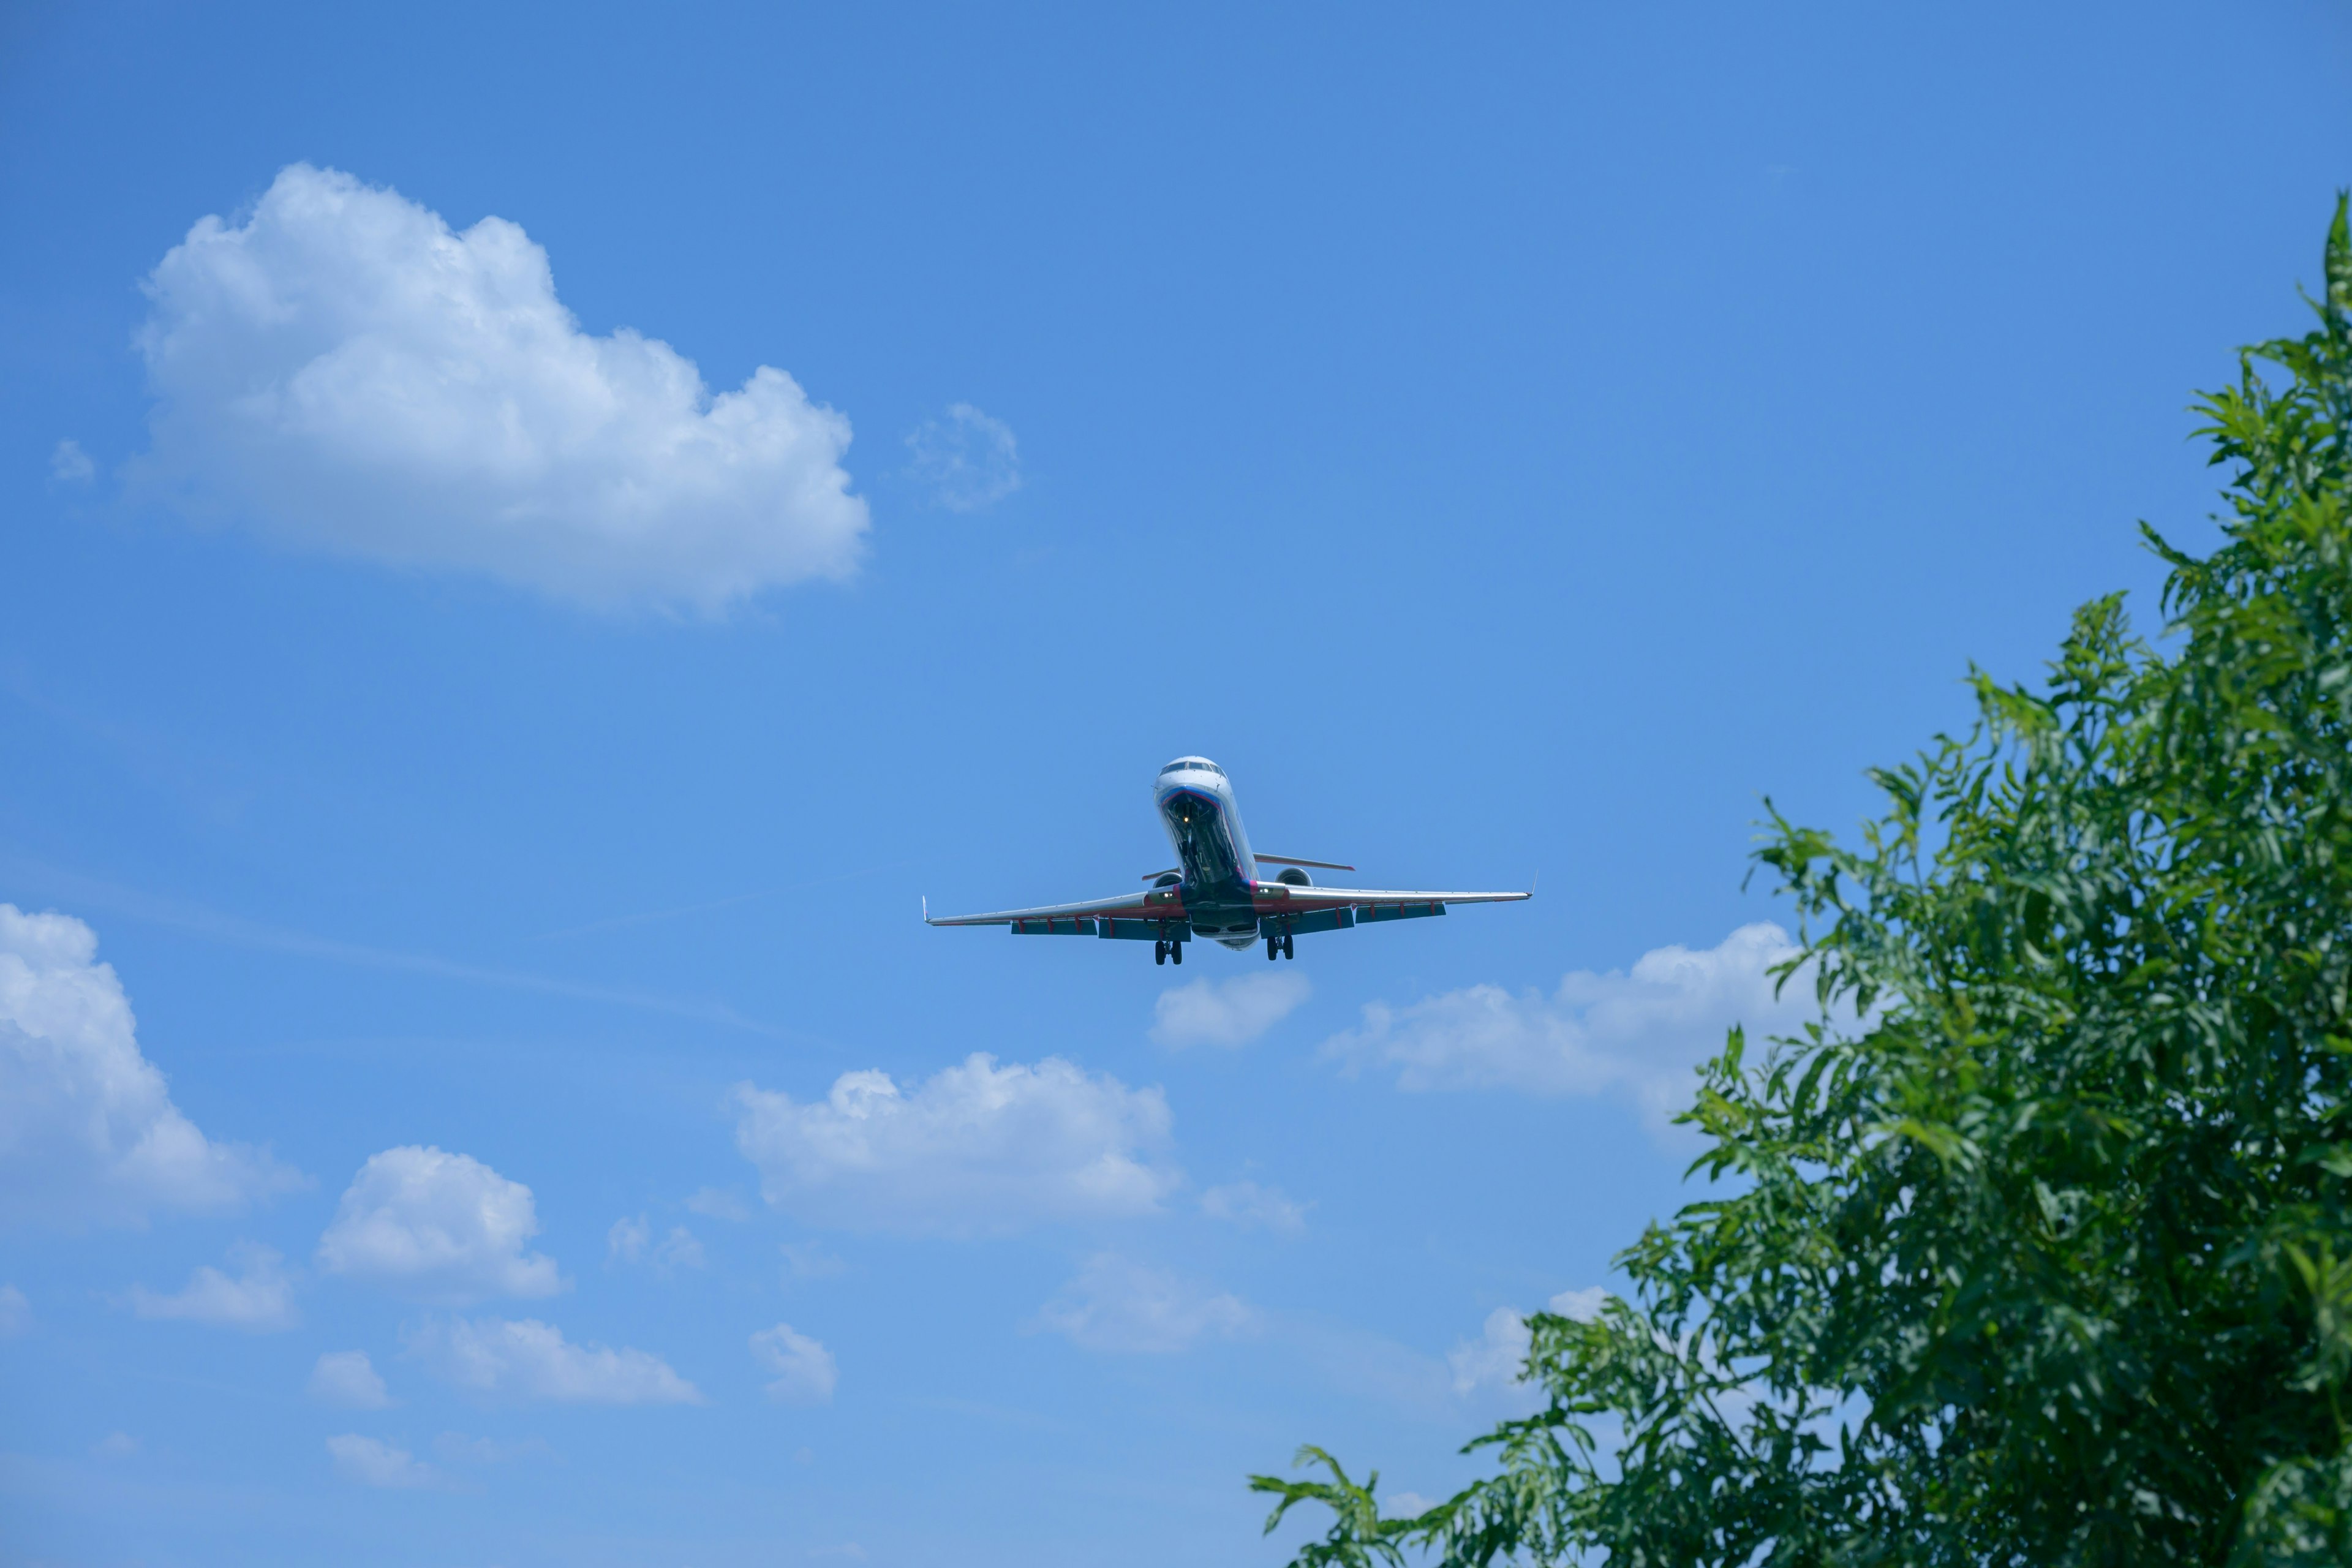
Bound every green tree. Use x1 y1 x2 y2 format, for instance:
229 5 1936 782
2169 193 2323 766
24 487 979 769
1254 198 2352 1567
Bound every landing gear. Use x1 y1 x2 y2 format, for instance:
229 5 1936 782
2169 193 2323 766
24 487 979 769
1283 933 1295 960
1171 941 1182 965
1266 933 1280 961
1155 941 1167 965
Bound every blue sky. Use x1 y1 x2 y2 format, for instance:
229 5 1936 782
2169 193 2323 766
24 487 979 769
3 2 2350 1562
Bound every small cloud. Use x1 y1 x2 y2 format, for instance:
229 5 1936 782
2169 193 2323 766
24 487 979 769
308 1349 393 1409
1385 1491 1435 1517
127 1242 299 1331
0 1285 29 1337
733 1054 1177 1237
1324 922 1835 1133
904 403 1021 512
1031 1254 1254 1354
404 1316 703 1405
1448 1306 1533 1395
1200 1180 1309 1235
316 1145 563 1304
1447 1289 1611 1396
134 164 867 612
326 1433 438 1489
1152 973 1311 1049
684 1186 751 1222
608 1216 704 1272
49 440 95 483
781 1241 846 1281
0 903 303 1229
751 1322 839 1406
92 1431 138 1459
1547 1286 1609 1321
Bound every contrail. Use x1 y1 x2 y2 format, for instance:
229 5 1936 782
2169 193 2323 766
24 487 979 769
0 852 784 1036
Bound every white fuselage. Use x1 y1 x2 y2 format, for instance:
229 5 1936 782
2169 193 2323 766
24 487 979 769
1153 758 1266 949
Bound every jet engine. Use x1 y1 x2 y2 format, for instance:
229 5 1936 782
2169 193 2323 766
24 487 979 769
1275 866 1313 888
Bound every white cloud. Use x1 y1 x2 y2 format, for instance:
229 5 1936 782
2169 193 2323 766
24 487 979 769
0 903 300 1229
404 1316 703 1405
1324 923 1824 1126
1548 1286 1609 1322
92 1431 138 1459
734 1054 1178 1236
1200 1180 1309 1235
49 439 95 483
1449 1306 1534 1394
127 1240 298 1330
1449 1289 1613 1396
1150 972 1311 1049
750 1322 838 1405
1385 1492 1436 1517
0 1285 28 1337
134 163 868 612
607 1215 704 1272
327 1433 439 1489
1032 1253 1254 1354
904 402 1020 511
316 1145 562 1303
309 1350 393 1409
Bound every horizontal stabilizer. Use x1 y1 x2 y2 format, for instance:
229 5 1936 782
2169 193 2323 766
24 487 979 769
1254 853 1356 872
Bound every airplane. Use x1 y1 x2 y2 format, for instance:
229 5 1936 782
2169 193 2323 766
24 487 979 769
924 755 1530 963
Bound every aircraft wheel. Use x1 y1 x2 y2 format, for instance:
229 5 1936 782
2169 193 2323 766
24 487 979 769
1265 935 1279 961
1155 941 1166 965
1283 934 1295 959
1172 943 1182 965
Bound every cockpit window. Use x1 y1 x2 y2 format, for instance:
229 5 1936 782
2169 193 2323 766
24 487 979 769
1160 758 1225 776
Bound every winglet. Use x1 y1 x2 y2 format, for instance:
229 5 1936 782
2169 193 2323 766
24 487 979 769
1529 871 1540 897
921 895 930 925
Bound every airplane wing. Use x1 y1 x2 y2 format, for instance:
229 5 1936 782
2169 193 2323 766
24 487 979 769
1252 884 1530 913
924 888 1189 929
923 881 1528 935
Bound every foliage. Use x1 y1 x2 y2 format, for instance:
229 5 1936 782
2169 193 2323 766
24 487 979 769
1253 197 2352 1567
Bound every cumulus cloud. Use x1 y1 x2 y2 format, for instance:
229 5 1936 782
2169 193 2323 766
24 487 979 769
904 403 1020 511
127 1241 298 1330
405 1316 702 1405
309 1350 393 1409
316 1145 562 1303
1150 972 1311 1049
1449 1289 1612 1396
49 439 95 483
1031 1254 1254 1354
0 1285 29 1337
607 1216 704 1272
134 163 868 611
734 1054 1178 1236
327 1433 439 1489
1200 1180 1309 1235
0 903 300 1229
751 1322 838 1405
1324 923 1826 1126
